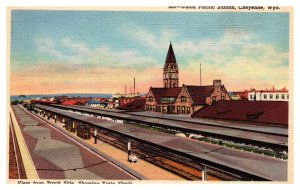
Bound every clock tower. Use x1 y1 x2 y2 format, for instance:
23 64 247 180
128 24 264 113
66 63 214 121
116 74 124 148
163 43 179 88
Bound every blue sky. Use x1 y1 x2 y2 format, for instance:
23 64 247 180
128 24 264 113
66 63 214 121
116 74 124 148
10 10 290 95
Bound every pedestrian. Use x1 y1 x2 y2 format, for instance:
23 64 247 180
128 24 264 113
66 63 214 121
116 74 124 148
94 128 97 144
128 140 132 157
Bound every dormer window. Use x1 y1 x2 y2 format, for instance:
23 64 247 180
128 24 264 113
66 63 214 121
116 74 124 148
148 96 153 101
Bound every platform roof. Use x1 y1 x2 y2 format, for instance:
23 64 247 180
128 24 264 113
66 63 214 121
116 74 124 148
33 104 288 181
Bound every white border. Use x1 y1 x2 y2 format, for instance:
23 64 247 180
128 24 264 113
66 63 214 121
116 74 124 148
1 1 299 190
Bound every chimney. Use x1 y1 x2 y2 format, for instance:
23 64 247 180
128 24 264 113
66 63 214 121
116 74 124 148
213 80 222 87
134 78 136 94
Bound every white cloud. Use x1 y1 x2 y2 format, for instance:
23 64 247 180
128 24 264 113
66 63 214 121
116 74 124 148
121 25 177 52
34 37 158 70
35 38 66 60
32 27 289 92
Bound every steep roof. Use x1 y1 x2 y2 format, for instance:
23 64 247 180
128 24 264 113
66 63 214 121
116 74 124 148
165 43 177 63
192 100 288 127
150 87 182 102
185 85 214 105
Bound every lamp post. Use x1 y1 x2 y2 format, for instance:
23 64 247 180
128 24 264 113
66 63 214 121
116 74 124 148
202 165 207 181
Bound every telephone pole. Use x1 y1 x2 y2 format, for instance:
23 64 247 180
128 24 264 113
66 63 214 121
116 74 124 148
200 62 202 86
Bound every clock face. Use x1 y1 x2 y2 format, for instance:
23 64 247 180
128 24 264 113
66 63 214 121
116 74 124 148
171 73 176 78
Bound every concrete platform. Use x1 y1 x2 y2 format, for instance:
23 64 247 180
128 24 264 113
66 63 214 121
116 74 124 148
11 105 139 180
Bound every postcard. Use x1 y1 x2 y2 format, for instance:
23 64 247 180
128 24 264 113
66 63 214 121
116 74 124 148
7 6 293 184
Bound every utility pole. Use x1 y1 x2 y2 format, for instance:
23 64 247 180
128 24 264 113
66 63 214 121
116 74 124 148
134 78 136 94
200 62 202 86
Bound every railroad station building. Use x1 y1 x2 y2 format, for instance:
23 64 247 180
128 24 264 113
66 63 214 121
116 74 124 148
248 87 289 101
145 43 231 114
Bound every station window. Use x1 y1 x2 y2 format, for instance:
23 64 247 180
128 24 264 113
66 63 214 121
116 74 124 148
181 96 187 102
270 94 273 99
182 106 185 114
187 107 191 114
281 94 285 99
276 94 279 99
264 94 267 99
212 96 217 102
221 94 225 100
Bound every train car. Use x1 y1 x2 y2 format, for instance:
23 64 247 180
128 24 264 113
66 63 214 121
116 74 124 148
77 124 91 139
64 119 77 132
26 104 34 111
57 115 64 122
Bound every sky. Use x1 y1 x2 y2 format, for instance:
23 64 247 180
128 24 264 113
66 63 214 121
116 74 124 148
10 10 290 95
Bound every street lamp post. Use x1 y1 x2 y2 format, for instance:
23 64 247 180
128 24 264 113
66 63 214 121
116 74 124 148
202 165 208 181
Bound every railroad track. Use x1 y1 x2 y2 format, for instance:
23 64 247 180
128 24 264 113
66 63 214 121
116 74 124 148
95 129 241 181
9 114 26 179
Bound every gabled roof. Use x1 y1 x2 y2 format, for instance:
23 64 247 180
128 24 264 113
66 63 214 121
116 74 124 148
149 87 182 101
192 100 288 126
185 85 214 105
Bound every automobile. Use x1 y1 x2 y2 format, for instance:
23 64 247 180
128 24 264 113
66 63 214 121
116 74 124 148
128 154 138 163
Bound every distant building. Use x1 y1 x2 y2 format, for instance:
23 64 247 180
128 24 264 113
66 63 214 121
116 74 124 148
87 100 101 107
228 90 249 100
55 96 91 105
117 97 146 111
30 99 56 105
228 92 241 100
61 99 77 106
248 87 289 101
113 93 140 98
145 43 231 114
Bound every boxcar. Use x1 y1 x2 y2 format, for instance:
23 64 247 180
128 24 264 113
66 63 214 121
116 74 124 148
64 119 77 132
77 124 91 139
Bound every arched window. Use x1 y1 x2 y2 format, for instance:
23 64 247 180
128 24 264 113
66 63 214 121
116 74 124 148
181 96 186 102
